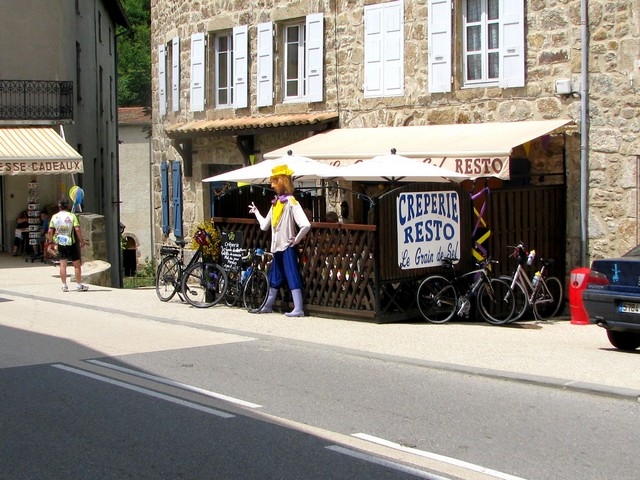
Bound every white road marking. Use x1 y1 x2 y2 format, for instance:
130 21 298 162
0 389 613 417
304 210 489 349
326 445 450 479
352 433 527 480
86 359 262 408
52 364 235 418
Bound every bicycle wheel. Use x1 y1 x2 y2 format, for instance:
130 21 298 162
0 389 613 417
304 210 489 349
181 262 228 308
156 255 180 302
500 275 528 322
416 275 457 324
243 270 269 313
533 276 563 320
224 271 241 307
477 278 516 325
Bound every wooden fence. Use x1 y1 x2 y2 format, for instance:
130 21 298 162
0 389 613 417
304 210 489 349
212 184 566 322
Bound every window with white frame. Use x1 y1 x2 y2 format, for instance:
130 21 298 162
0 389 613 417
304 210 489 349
214 32 234 107
256 14 323 107
190 27 248 111
284 23 305 100
463 0 499 84
363 1 404 98
427 0 524 93
284 14 324 102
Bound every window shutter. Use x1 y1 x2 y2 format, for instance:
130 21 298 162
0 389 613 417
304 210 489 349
171 37 180 111
233 25 248 109
158 44 167 116
364 5 383 98
428 0 452 93
256 22 273 107
190 32 206 112
161 161 169 234
382 1 404 96
171 161 183 238
499 0 525 88
305 13 324 102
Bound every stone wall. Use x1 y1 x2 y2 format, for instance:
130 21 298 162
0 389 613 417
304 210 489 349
78 213 111 286
150 0 640 264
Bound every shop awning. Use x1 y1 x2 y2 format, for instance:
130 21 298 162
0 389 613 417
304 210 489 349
0 127 83 176
165 112 339 139
264 119 573 180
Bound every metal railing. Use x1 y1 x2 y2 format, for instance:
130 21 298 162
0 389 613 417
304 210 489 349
0 80 73 121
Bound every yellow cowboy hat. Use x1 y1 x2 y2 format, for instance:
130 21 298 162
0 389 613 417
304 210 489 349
271 164 294 177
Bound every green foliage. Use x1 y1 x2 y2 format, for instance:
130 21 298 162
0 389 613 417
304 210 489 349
123 257 156 288
117 0 151 107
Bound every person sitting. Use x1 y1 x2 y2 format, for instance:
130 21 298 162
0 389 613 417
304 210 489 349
12 210 29 256
35 209 50 259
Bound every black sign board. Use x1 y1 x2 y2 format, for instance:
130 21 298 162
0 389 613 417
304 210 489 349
220 230 244 271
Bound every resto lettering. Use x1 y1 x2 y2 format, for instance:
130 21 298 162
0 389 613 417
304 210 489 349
454 157 503 175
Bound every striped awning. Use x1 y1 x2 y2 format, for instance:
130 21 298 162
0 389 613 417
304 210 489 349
0 127 83 176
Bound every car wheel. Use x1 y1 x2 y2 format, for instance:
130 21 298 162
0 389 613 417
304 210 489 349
606 330 640 351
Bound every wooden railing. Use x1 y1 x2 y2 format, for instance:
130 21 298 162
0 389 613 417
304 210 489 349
213 218 378 320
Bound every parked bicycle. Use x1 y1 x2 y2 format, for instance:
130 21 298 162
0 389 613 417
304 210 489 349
416 257 515 325
223 247 272 313
155 227 228 308
501 242 564 321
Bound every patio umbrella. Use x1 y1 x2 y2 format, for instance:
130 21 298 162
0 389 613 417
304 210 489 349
327 148 469 183
202 150 340 184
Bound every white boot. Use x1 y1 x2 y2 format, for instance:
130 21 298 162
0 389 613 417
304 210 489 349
285 289 305 317
259 287 278 313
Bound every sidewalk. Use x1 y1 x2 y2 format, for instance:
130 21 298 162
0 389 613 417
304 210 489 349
1 253 639 400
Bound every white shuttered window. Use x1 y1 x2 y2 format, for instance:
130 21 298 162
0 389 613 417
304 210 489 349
428 0 524 91
364 1 404 98
233 25 248 109
256 22 274 107
171 37 180 111
158 44 167 115
190 32 206 112
452 0 524 89
428 0 452 93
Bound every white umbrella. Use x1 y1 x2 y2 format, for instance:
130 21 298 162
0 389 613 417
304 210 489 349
203 150 340 184
327 148 469 183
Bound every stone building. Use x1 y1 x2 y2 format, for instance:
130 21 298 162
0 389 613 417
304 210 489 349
150 0 640 272
0 0 129 287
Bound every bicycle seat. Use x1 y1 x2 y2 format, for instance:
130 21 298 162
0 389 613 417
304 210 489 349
540 258 555 266
441 257 457 266
175 239 187 247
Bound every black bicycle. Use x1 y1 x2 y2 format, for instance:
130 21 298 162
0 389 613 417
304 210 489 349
223 248 272 312
416 257 515 325
155 228 228 308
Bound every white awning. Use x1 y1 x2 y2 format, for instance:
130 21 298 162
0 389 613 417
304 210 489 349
264 119 573 180
0 127 83 176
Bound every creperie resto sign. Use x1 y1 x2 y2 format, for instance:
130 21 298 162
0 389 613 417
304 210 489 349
397 191 461 270
0 160 84 176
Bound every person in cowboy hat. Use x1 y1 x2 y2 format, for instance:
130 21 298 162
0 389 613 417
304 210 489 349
249 164 311 316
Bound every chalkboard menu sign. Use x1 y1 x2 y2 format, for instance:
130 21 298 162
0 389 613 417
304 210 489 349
220 230 244 271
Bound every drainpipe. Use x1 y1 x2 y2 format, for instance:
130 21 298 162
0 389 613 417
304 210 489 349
580 0 589 266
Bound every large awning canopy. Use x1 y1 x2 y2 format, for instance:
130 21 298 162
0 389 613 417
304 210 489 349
264 119 573 180
0 127 83 176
